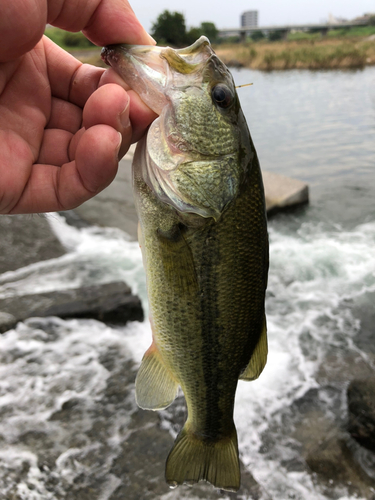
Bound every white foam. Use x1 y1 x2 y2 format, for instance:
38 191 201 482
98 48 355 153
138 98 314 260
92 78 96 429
232 220 375 499
1 212 374 499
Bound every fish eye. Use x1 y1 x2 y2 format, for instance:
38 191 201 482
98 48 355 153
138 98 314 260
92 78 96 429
211 84 233 109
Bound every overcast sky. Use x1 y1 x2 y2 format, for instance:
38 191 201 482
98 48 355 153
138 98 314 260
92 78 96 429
131 0 375 32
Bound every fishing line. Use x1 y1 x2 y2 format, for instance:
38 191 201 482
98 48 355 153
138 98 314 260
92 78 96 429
236 83 253 89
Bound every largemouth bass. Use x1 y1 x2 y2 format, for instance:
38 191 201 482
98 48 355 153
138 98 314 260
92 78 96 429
101 37 269 492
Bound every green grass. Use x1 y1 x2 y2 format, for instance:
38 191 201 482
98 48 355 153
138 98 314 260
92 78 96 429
44 27 95 50
287 32 322 41
286 25 375 42
327 25 375 37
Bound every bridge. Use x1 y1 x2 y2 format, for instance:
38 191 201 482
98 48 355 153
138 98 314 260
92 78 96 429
218 20 372 40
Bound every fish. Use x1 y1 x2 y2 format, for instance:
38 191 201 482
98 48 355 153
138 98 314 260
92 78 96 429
101 36 269 492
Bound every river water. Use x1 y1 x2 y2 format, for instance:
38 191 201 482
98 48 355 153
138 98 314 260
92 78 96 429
0 66 375 499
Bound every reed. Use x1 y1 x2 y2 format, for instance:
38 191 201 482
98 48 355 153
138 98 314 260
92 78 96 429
214 37 375 70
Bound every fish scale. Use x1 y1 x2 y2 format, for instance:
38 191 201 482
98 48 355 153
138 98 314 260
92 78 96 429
101 36 268 492
176 91 236 154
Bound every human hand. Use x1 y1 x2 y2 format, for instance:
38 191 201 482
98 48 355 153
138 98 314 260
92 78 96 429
0 0 157 214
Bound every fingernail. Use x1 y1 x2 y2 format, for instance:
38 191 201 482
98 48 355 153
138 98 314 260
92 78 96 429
116 131 123 156
146 33 157 45
120 101 131 129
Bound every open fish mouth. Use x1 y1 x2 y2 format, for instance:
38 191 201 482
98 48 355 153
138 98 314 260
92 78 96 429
101 37 215 115
101 37 247 220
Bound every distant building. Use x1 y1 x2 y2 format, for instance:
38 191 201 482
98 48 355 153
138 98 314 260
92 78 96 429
328 13 347 25
241 10 258 28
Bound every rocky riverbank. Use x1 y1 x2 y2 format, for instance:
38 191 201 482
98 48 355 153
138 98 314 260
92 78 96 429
1 151 374 499
0 171 271 498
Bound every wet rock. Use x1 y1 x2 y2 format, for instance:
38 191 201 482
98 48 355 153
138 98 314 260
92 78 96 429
305 435 375 499
262 171 309 215
0 312 17 333
0 281 143 325
347 378 375 452
0 214 66 274
352 291 375 355
57 210 92 229
73 156 139 240
290 387 375 498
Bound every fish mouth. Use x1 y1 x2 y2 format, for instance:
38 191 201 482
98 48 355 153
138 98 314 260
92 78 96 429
101 37 213 115
101 44 168 115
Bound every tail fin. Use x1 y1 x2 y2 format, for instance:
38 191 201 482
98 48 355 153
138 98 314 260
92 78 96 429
165 424 240 492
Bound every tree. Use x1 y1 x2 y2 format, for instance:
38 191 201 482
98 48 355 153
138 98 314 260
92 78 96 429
251 31 265 42
200 22 219 43
186 27 203 45
268 30 284 41
151 10 187 47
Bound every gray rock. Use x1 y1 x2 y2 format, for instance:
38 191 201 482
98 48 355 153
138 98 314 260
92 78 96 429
290 386 375 498
347 378 375 452
262 171 309 215
352 291 375 355
0 281 143 325
0 214 66 274
73 155 138 239
305 435 375 499
0 312 17 333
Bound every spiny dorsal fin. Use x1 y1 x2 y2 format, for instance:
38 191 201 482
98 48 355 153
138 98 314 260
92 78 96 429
239 315 268 381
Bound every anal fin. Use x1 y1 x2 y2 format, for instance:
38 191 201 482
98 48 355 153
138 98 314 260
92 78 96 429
240 315 268 381
135 343 179 410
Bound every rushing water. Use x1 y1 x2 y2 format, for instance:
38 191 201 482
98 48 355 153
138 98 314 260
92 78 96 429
1 66 375 500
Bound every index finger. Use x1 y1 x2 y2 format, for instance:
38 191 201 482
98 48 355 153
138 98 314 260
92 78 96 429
49 0 155 46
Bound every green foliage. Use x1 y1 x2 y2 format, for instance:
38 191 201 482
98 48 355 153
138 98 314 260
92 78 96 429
151 11 219 47
186 27 203 45
268 30 285 41
327 25 375 37
62 32 95 48
250 31 265 41
200 22 219 43
44 27 95 49
216 35 241 45
151 10 187 46
287 31 321 41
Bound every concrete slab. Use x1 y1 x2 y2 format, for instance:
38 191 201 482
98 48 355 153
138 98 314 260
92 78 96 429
0 214 66 274
72 146 309 240
262 170 309 215
73 146 138 238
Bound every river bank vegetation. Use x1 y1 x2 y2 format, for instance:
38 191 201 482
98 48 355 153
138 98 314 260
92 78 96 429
215 36 375 70
45 18 375 71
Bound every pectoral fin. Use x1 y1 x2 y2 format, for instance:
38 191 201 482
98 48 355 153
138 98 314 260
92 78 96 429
135 343 179 410
239 315 268 381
